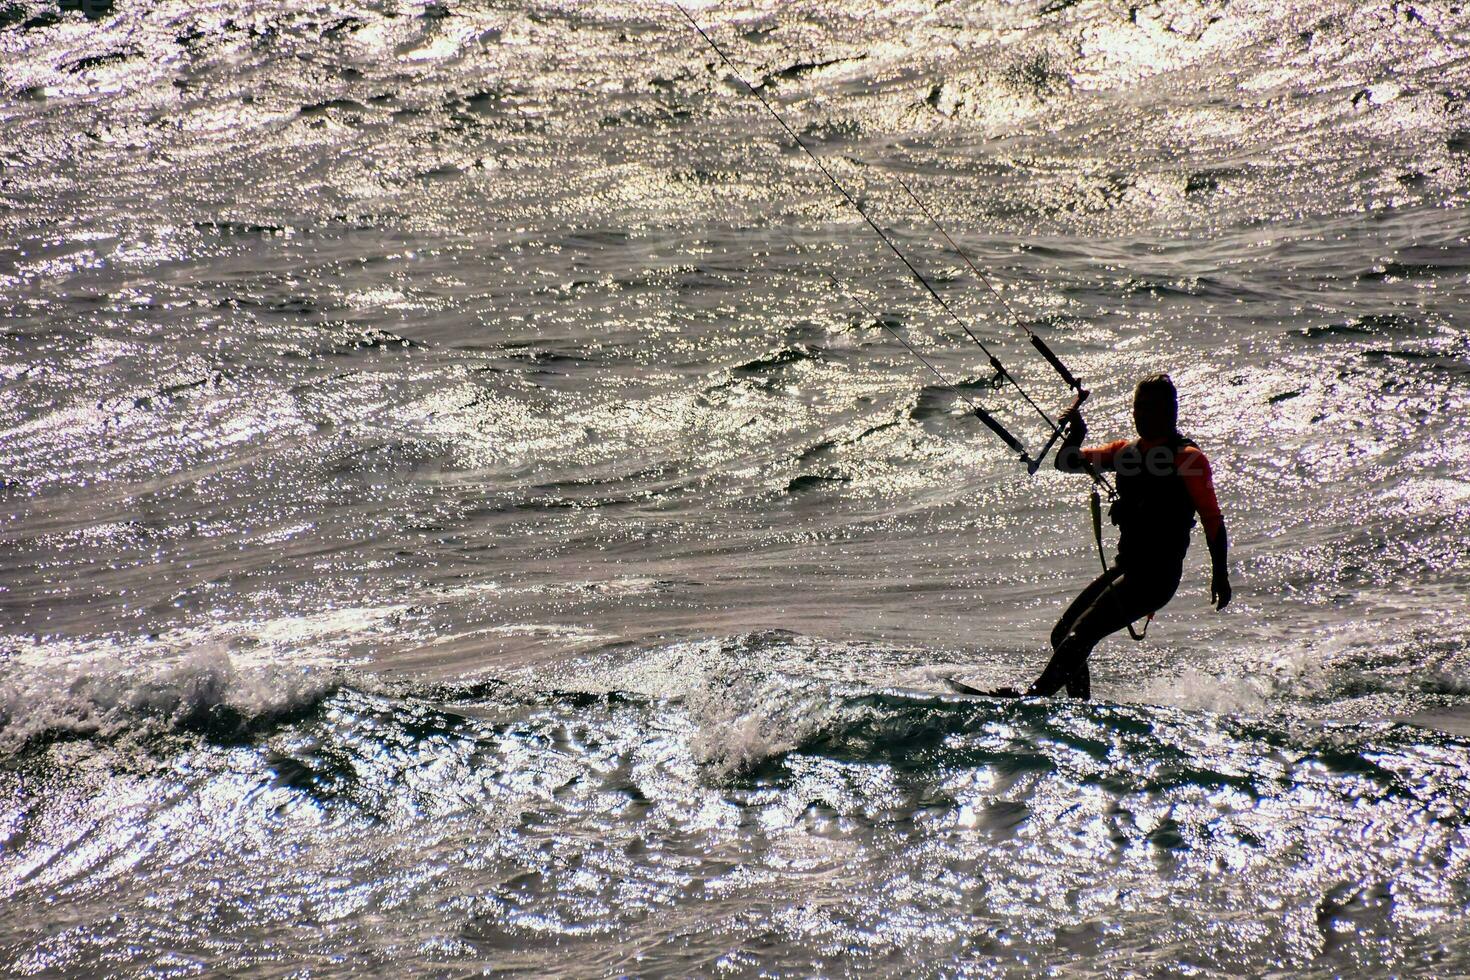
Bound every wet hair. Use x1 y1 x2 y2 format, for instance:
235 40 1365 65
1134 373 1178 431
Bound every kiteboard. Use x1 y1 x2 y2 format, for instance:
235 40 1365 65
945 677 1024 698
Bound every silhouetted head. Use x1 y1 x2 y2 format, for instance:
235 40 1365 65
1133 373 1178 441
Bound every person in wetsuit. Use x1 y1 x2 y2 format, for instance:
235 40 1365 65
1005 373 1232 699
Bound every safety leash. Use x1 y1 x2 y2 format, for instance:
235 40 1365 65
1090 489 1151 642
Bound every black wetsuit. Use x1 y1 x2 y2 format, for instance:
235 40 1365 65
1029 435 1206 698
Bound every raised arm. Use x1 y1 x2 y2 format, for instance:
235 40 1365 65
1053 406 1089 473
1054 408 1126 473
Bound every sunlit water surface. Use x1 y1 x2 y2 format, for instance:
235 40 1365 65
3 0 1470 974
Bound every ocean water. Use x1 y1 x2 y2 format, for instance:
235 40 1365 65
3 0 1470 974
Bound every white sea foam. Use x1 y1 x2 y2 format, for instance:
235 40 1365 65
0 647 343 753
554 632 857 780
1124 642 1355 717
1126 666 1275 716
685 672 840 780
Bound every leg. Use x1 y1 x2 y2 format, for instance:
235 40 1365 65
1066 662 1091 700
1029 570 1162 697
1045 568 1118 700
1050 567 1121 652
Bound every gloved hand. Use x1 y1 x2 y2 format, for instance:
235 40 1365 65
1211 573 1232 610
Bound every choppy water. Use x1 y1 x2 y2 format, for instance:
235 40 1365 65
3 0 1470 974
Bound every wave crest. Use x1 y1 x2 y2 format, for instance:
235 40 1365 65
0 647 343 754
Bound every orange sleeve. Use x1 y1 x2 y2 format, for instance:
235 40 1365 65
1176 446 1223 540
1080 439 1129 471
